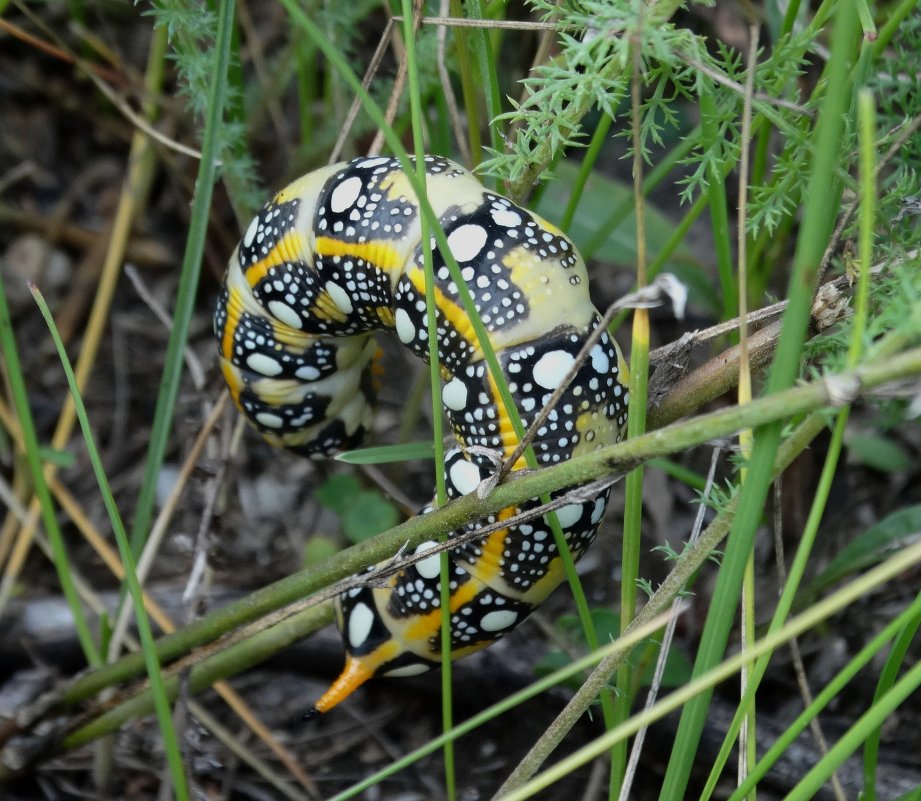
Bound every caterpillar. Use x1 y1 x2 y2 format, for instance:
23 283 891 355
214 155 629 716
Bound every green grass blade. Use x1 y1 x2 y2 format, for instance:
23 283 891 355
657 4 860 798
449 0 483 167
334 441 436 464
560 116 615 231
128 0 236 558
398 2 454 796
863 605 921 800
725 588 921 801
784 660 921 801
465 0 503 174
581 128 699 261
700 91 737 322
31 287 190 801
327 613 673 801
613 35 655 793
0 277 100 667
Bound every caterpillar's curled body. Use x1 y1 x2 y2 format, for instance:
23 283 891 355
215 155 629 715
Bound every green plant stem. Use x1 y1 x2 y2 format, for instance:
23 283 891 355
582 127 698 261
871 0 921 57
449 0 482 167
613 33 652 794
698 407 854 801
657 4 859 797
57 604 332 753
561 112 613 231
466 0 503 167
857 87 890 801
47 344 921 711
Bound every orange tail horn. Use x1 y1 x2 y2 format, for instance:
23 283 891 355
309 655 375 717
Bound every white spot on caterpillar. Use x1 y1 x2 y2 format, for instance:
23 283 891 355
383 663 430 677
533 350 575 390
491 208 522 228
361 156 392 169
414 541 441 579
325 281 354 314
442 378 468 411
554 503 583 528
449 459 481 496
481 609 518 632
296 365 321 381
395 308 416 343
590 344 610 374
330 175 363 213
591 497 606 525
243 215 260 248
448 224 488 262
267 300 302 329
255 412 284 429
348 602 375 648
246 352 283 377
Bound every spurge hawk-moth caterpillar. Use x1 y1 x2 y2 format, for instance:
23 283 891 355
214 155 629 715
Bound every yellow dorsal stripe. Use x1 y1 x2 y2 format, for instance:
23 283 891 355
312 289 348 323
220 360 243 404
486 371 522 461
245 230 310 287
406 267 479 351
221 286 243 361
314 236 404 273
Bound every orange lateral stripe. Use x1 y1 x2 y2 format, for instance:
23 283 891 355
314 236 403 273
405 579 480 642
472 507 516 584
